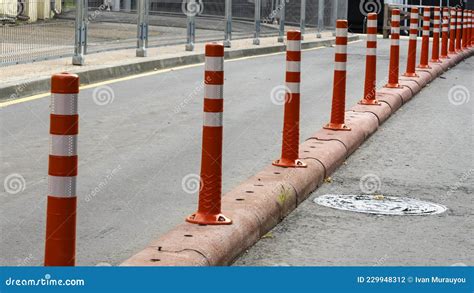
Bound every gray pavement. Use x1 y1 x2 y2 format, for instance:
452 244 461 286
234 59 474 266
0 37 461 266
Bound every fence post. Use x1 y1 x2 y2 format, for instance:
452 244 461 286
253 0 261 45
278 0 286 42
136 0 149 57
224 0 232 47
317 0 324 38
300 0 306 39
72 0 87 66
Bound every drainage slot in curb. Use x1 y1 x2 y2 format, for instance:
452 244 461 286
184 234 193 237
314 194 447 215
245 191 254 193
236 198 245 201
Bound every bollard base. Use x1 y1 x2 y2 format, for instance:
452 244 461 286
277 36 284 43
316 33 322 38
223 40 231 48
253 38 260 45
403 72 419 78
272 158 307 168
430 58 442 63
359 99 381 105
186 212 232 225
417 64 432 69
384 83 402 89
323 123 351 131
440 55 450 59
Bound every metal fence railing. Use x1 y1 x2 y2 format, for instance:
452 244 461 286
1 0 348 67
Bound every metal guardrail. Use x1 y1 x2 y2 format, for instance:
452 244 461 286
1 0 348 67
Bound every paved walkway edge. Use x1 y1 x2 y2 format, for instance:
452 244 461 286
0 36 358 102
120 48 473 267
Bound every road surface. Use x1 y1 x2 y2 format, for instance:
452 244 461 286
1 37 445 266
235 60 474 266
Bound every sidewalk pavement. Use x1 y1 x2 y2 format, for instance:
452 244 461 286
234 59 473 266
0 31 342 102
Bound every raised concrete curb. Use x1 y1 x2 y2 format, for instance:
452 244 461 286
0 35 359 102
121 47 473 267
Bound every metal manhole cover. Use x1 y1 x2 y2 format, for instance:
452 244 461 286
314 194 447 215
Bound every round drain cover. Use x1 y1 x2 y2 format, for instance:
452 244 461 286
314 194 447 215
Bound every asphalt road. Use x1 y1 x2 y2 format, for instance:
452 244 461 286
234 59 474 266
1 37 439 266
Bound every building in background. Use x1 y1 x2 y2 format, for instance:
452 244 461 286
0 0 62 22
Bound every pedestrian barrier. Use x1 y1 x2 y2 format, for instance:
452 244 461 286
323 20 350 131
273 30 307 168
186 43 232 226
40 6 474 266
360 13 379 105
418 7 431 69
403 7 419 78
44 73 80 266
440 8 449 59
385 9 401 89
431 7 441 63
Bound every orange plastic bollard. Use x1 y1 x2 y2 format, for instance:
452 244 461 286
385 9 401 88
186 43 231 225
462 9 468 49
455 8 462 52
449 8 457 54
418 7 431 69
359 13 380 105
468 10 472 47
44 73 80 266
403 7 419 77
440 8 450 59
273 30 307 168
431 7 441 63
469 10 474 47
324 20 350 131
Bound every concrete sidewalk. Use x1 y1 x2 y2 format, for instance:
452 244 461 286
234 59 474 266
0 31 346 102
